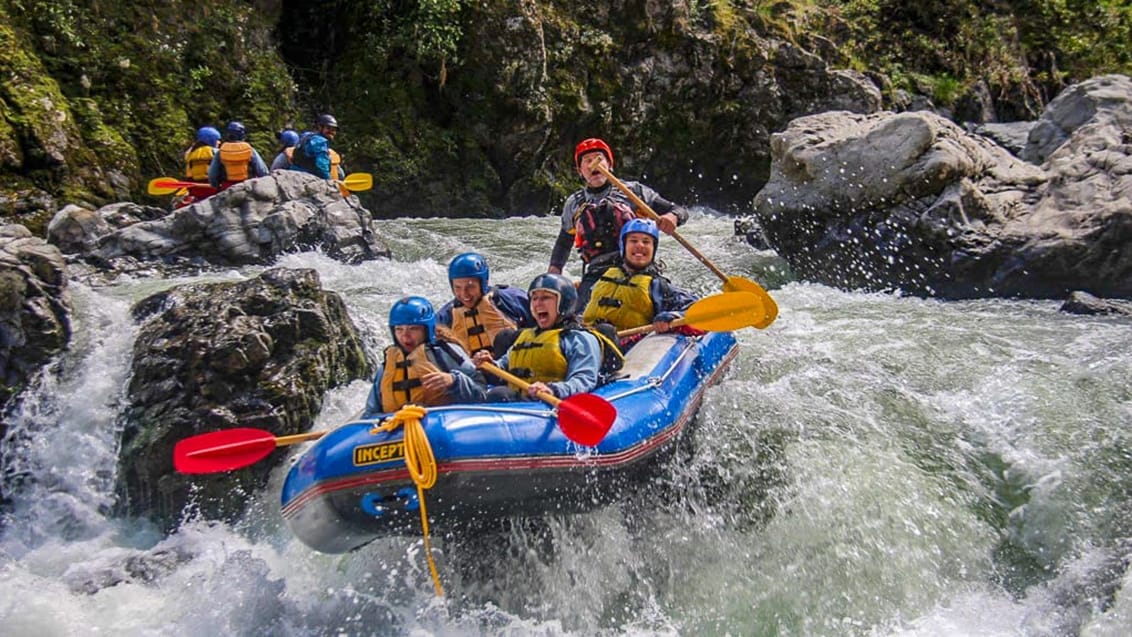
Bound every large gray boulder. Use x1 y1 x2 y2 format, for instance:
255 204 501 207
752 75 1132 300
115 267 372 530
1023 74 1132 164
0 225 71 412
48 171 391 268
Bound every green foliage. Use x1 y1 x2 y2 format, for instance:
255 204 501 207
810 0 1132 105
0 0 298 207
410 0 464 66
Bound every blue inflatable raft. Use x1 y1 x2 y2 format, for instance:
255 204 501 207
280 330 739 553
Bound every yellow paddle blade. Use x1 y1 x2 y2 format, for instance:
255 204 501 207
341 172 373 192
723 276 778 328
682 291 767 331
147 177 182 195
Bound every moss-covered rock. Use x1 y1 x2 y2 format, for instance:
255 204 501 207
0 0 298 225
1 0 1129 222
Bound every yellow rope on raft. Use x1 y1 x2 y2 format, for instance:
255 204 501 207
370 404 443 596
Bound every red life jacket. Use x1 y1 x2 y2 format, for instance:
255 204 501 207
572 198 636 264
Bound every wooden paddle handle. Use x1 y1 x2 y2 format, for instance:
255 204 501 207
616 317 688 338
591 162 729 283
274 430 328 447
479 361 562 407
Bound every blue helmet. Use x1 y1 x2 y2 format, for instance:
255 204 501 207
225 121 247 141
528 273 577 318
278 129 299 147
448 252 490 292
196 126 221 146
619 218 660 260
389 296 436 344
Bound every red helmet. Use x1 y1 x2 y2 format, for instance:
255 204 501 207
574 138 614 169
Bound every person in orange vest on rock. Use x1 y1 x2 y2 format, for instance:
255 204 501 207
184 126 220 183
208 120 269 189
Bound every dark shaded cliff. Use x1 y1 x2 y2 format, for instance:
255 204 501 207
1 0 1129 230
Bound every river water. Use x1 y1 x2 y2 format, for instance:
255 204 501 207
1 213 1129 636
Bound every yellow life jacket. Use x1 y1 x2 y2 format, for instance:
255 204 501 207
450 291 517 354
379 344 451 410
508 328 568 383
218 141 254 182
582 265 655 331
184 145 215 182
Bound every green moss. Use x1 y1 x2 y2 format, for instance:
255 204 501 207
0 0 298 214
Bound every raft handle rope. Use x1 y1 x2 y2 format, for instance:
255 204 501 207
601 339 697 402
370 404 443 597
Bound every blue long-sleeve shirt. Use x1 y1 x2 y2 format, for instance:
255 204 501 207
492 328 601 398
289 133 332 179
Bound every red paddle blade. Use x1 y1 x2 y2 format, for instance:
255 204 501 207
173 427 277 474
556 393 617 446
152 178 200 191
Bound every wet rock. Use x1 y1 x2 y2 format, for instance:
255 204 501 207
1023 74 1132 164
50 171 391 270
115 267 373 531
0 224 71 412
752 75 1132 300
1060 291 1132 317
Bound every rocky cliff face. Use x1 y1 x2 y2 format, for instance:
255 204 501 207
751 75 1132 300
2 1 1127 225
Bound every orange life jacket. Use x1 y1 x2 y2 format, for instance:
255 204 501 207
218 141 254 182
449 291 518 354
379 344 451 410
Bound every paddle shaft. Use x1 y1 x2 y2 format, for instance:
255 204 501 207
618 317 686 338
183 430 325 458
479 362 562 407
592 162 730 283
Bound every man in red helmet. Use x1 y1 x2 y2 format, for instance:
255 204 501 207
548 138 689 309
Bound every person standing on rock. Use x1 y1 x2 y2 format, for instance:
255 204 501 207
184 126 220 183
175 126 222 208
208 120 270 189
549 137 690 310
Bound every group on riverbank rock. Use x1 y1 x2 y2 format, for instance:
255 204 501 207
749 74 1132 305
48 171 391 271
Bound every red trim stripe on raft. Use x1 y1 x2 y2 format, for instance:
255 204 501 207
281 344 738 519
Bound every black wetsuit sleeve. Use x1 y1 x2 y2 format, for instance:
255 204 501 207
634 182 689 226
648 195 689 226
549 229 574 270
